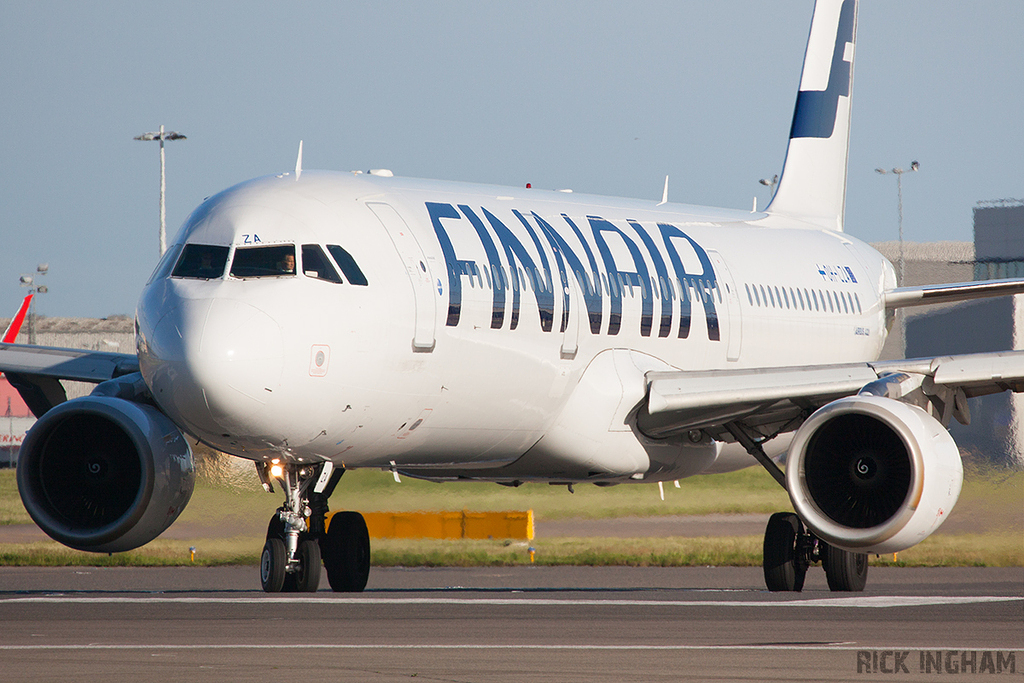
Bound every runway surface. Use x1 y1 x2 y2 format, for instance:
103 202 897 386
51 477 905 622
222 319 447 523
0 565 1020 682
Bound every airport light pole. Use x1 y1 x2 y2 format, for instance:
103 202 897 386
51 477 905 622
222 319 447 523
876 161 919 358
759 174 778 202
875 161 919 287
134 126 186 256
18 264 48 345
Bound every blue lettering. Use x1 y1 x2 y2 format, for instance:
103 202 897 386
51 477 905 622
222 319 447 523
427 202 474 327
425 203 721 344
628 220 673 338
560 215 604 334
483 208 553 332
659 223 719 341
590 216 652 337
458 206 505 329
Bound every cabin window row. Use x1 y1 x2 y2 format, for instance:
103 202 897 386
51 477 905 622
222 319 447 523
744 283 861 315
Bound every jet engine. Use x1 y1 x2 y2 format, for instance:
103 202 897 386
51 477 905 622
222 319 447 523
17 396 195 553
786 395 962 554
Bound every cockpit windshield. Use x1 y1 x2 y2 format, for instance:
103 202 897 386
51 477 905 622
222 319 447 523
171 244 230 279
230 245 296 278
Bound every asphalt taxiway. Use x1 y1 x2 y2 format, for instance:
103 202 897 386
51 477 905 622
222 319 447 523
0 566 1020 682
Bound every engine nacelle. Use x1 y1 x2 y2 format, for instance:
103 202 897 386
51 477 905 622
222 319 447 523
17 396 195 553
786 395 962 554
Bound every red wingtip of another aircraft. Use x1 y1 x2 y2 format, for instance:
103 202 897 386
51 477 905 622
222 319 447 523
2 294 33 343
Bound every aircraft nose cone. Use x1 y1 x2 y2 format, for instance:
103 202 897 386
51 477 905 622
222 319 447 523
144 297 284 439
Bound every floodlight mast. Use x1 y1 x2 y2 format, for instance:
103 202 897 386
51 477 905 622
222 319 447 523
18 264 49 345
875 161 920 287
134 125 186 256
875 161 919 357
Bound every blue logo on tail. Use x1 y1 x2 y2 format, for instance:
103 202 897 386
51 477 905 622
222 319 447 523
789 0 855 139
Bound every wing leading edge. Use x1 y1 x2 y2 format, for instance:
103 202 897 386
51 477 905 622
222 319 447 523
0 342 139 417
638 350 1024 442
885 278 1024 309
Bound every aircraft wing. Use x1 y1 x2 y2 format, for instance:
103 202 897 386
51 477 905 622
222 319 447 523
638 350 1024 441
885 278 1024 309
0 342 139 417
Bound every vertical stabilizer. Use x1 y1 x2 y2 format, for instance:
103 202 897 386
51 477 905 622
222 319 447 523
767 0 857 231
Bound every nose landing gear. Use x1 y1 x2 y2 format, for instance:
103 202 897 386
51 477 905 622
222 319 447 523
257 460 371 593
258 461 328 593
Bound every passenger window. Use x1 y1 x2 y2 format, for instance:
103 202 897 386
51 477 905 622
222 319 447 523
301 245 343 283
231 245 296 278
172 244 230 279
326 245 369 286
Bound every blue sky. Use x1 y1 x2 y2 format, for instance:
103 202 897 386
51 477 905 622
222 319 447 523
2 1 1021 318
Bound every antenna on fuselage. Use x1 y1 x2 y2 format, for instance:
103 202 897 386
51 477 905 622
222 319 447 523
294 140 303 180
657 175 669 206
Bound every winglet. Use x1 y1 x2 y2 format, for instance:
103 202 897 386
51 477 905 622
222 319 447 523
294 140 303 180
2 294 33 344
767 0 858 231
657 175 669 206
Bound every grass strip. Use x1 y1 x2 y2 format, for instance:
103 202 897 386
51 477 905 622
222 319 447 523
0 532 1019 568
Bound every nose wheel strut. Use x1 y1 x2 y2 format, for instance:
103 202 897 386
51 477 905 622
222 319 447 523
257 461 333 593
256 460 370 593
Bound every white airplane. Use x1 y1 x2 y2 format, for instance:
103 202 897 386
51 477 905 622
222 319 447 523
3 0 1023 594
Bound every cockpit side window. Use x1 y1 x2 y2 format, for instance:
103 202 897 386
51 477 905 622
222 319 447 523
326 245 369 286
171 244 229 280
301 244 343 283
230 245 296 278
149 242 184 284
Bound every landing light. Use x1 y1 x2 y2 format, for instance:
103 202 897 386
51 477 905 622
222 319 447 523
270 464 284 479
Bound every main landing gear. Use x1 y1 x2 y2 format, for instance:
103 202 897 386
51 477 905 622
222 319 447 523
762 512 868 592
724 422 869 592
257 461 371 593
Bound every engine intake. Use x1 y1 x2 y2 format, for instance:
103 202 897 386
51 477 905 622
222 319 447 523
786 395 962 554
17 396 195 553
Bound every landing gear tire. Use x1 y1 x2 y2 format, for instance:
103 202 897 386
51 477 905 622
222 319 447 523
260 537 287 593
322 511 370 593
265 516 322 592
763 512 807 592
294 538 322 593
266 516 302 592
823 543 868 592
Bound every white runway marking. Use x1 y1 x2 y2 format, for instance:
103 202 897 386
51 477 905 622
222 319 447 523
1 595 1019 608
0 643 1020 653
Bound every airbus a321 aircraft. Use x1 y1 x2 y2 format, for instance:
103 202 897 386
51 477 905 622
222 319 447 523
3 0 1023 594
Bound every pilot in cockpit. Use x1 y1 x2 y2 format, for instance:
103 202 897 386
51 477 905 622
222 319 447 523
277 253 296 275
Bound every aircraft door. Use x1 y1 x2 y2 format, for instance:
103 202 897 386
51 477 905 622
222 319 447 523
560 273 580 360
708 250 742 361
367 202 436 352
